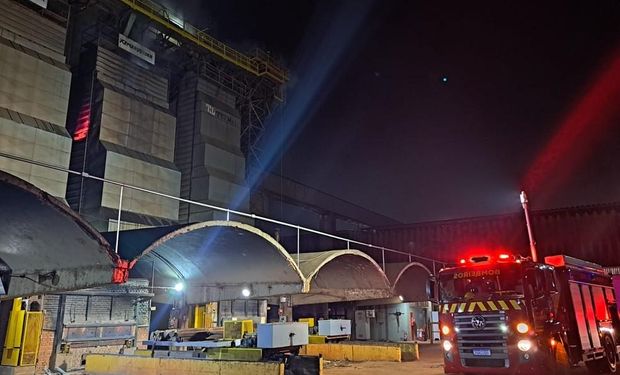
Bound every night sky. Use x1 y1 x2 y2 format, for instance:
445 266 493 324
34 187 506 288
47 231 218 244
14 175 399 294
190 1 620 223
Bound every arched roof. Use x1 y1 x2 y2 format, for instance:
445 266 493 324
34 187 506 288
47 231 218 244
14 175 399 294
293 249 392 305
114 221 306 303
386 262 433 302
0 171 120 298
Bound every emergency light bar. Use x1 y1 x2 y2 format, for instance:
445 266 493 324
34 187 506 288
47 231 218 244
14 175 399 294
544 255 605 274
458 253 518 265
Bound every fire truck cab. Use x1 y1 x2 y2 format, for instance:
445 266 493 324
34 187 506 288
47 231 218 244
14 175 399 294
438 253 620 374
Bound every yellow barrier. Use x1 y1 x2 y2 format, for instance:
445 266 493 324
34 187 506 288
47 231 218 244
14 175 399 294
301 343 401 362
349 341 419 361
85 354 284 375
308 335 327 344
299 318 315 328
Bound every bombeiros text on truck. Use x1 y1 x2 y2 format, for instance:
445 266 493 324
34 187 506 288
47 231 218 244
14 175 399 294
438 192 620 374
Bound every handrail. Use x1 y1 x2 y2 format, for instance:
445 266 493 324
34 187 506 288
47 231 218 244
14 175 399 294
118 0 288 84
0 151 446 270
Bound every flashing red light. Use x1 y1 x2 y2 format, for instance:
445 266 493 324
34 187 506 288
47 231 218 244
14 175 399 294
498 253 510 260
459 258 466 264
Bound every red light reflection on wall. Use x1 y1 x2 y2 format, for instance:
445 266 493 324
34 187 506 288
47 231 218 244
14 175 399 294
524 49 620 196
73 102 91 141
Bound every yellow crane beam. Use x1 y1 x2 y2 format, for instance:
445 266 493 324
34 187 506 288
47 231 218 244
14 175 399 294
118 0 288 84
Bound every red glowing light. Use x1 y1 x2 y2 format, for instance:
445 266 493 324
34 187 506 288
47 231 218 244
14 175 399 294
459 258 466 264
73 102 91 141
498 253 510 260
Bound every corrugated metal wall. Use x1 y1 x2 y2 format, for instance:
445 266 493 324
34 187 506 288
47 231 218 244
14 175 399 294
174 71 248 223
95 48 169 109
353 203 620 266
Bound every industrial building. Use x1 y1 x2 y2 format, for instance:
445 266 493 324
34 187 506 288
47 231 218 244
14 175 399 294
2 1 618 374
352 201 620 266
0 0 435 373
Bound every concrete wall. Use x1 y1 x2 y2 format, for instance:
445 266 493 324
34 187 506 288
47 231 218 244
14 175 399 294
101 149 180 220
0 42 71 126
0 115 71 198
100 89 176 162
355 302 431 342
0 2 72 199
217 300 268 325
85 354 285 375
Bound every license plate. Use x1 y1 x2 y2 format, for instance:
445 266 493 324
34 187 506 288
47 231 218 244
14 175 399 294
473 349 491 356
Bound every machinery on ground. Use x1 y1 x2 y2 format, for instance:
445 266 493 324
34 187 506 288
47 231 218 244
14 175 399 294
438 252 620 374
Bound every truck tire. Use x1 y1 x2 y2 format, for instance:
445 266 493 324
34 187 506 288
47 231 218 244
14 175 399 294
586 334 617 374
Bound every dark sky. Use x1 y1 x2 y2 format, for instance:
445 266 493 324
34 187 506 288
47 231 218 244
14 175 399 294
195 1 620 223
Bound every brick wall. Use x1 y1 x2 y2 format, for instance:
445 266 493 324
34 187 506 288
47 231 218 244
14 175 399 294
35 330 55 375
136 326 149 349
33 280 152 373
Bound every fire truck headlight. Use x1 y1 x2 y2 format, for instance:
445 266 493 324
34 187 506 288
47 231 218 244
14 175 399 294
443 340 453 352
441 325 450 335
499 323 508 333
516 322 529 334
517 339 532 352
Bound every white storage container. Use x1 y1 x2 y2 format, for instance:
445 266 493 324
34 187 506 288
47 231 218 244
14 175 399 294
318 319 351 336
257 322 309 348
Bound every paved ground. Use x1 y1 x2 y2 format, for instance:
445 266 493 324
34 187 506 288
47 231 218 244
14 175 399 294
323 343 593 374
323 343 444 375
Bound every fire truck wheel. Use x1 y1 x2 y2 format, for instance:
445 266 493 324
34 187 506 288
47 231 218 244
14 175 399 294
586 334 617 374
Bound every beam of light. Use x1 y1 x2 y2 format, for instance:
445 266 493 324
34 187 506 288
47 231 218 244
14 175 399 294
523 48 620 201
233 0 376 208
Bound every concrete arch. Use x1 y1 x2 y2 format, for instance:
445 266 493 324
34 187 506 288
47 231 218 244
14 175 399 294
293 249 392 305
0 171 121 298
117 220 306 303
386 262 433 302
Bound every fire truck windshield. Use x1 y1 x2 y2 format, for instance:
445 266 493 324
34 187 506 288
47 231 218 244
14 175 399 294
439 264 525 302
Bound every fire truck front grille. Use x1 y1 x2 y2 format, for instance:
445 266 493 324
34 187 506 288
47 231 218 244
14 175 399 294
454 312 509 368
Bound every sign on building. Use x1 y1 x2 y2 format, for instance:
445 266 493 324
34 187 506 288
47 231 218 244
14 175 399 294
29 0 48 8
118 34 155 65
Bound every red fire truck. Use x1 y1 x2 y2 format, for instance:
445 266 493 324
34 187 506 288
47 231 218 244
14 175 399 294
438 252 620 374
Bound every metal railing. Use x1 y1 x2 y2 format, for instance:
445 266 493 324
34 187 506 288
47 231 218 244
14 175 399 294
118 0 288 84
0 152 446 273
